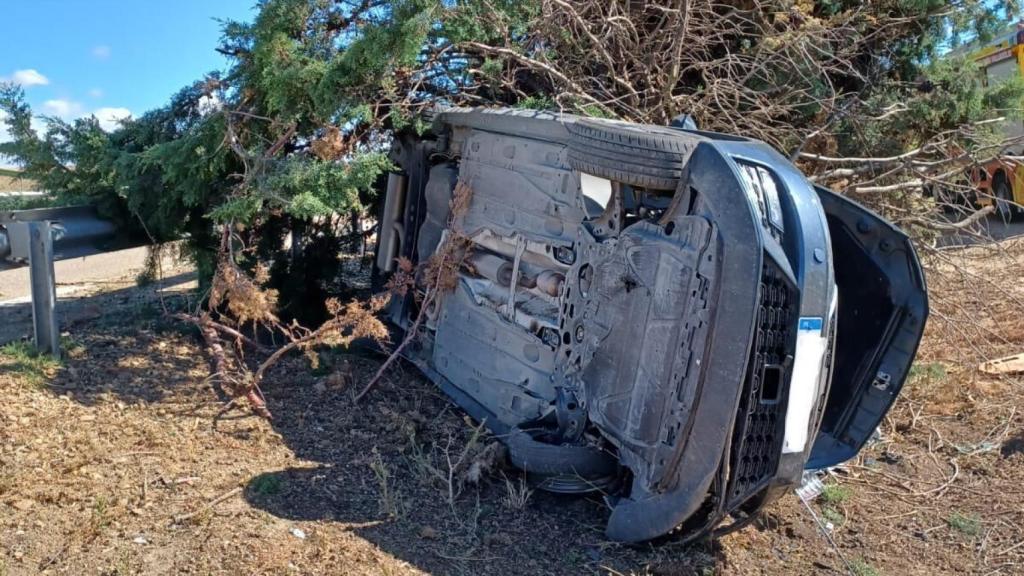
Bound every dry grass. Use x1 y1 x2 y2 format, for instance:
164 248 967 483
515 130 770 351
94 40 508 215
501 475 533 512
0 171 40 193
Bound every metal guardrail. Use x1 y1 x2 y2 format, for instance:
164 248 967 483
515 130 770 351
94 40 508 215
0 206 135 358
26 222 59 356
0 205 119 261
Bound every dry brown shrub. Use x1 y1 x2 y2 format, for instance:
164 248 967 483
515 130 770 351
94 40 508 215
209 261 279 325
421 232 471 296
320 296 391 348
187 245 391 418
310 125 345 161
449 178 473 220
385 257 416 297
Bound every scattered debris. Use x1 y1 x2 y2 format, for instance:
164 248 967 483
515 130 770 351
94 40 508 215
10 498 34 511
979 353 1024 375
289 527 306 540
464 441 505 485
172 486 242 524
795 471 825 502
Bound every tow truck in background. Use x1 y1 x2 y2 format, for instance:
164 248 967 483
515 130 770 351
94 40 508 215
957 22 1024 221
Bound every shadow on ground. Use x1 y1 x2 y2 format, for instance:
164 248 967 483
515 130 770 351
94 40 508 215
0 272 205 408
242 355 723 575
0 271 197 346
6 272 722 575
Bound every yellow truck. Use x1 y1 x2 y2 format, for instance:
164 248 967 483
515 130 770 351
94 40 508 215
960 22 1024 220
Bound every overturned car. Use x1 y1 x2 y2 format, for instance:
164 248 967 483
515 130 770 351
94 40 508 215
372 108 927 542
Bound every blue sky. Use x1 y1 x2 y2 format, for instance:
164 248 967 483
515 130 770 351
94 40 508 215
1 0 257 142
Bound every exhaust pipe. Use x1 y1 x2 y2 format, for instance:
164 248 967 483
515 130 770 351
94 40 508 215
469 252 515 286
535 270 565 297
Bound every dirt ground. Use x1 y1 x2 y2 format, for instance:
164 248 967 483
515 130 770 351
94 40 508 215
0 172 40 193
2 240 1024 575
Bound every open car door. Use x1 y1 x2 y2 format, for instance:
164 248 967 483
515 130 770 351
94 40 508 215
808 186 929 468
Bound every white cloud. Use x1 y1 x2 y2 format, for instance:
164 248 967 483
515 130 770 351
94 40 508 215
3 97 130 137
92 45 111 59
42 99 84 119
4 69 49 87
92 107 132 131
88 88 104 99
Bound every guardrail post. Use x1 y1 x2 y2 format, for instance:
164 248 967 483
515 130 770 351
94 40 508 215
27 221 59 358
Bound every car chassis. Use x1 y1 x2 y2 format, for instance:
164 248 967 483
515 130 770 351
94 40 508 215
373 108 928 543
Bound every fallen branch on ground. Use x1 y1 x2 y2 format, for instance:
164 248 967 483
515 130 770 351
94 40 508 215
173 486 243 524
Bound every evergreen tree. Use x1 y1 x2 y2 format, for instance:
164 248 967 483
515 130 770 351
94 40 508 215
0 0 1020 298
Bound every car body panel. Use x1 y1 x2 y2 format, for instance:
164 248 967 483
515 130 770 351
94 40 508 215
807 187 929 468
374 107 926 542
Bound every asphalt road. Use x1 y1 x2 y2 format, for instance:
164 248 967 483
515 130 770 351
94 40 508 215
983 217 1024 241
937 213 1024 247
0 246 197 345
0 245 152 302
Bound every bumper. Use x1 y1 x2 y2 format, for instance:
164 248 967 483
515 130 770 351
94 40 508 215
603 140 837 541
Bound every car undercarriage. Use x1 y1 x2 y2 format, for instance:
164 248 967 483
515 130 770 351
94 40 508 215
373 108 928 542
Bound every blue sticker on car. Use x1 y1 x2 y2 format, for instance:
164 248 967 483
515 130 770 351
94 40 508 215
798 317 823 332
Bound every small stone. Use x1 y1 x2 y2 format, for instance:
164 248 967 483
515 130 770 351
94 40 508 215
289 527 306 539
418 526 439 540
10 499 34 511
132 536 147 545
